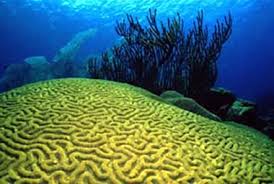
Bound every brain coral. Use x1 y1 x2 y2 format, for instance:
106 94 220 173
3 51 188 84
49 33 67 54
0 78 273 184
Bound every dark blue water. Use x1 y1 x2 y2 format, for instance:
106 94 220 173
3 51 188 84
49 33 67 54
0 0 274 108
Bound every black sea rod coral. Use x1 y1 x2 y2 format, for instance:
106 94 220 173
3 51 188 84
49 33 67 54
88 9 232 97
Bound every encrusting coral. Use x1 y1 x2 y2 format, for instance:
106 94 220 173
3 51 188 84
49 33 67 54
0 78 273 183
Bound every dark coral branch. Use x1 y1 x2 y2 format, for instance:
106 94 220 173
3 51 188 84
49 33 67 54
87 9 232 96
87 57 101 79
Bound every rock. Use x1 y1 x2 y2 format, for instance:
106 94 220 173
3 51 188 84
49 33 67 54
263 124 274 140
24 56 53 82
53 28 97 63
51 28 97 78
0 56 53 93
51 60 75 78
257 109 274 139
195 88 236 118
51 60 89 78
24 56 48 66
226 99 257 125
160 91 221 121
0 28 98 93
0 63 31 92
160 90 184 100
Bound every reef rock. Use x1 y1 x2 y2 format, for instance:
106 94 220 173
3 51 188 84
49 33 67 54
51 28 97 78
0 63 31 92
160 90 221 121
226 99 257 125
24 56 53 81
0 78 273 183
256 109 274 139
196 88 236 118
53 28 97 63
0 28 97 92
24 56 48 66
0 56 53 92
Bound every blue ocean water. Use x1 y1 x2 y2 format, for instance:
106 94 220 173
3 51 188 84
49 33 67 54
0 0 273 107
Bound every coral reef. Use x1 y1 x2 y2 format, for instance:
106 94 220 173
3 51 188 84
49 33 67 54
51 28 97 78
258 109 274 139
0 78 273 183
0 28 96 92
88 9 232 96
24 56 53 81
227 99 257 123
52 28 97 63
196 87 237 118
0 63 31 92
192 87 274 139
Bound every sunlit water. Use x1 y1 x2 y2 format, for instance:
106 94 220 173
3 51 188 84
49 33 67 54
1 0 271 25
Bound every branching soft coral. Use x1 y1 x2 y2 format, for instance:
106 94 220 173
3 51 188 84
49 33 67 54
88 9 232 96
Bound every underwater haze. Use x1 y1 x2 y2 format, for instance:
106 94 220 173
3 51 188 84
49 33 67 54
0 0 274 107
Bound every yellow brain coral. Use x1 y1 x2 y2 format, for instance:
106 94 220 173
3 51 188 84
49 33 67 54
0 78 273 184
